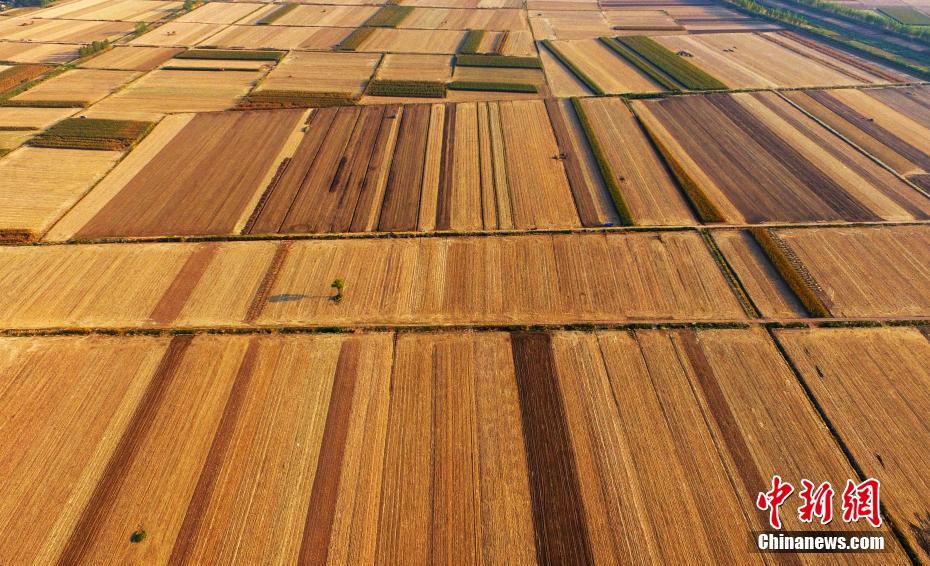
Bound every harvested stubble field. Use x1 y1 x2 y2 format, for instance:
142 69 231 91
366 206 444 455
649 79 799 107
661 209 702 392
0 147 120 241
257 51 380 97
28 0 182 22
0 233 742 329
376 54 453 82
347 28 468 54
85 69 259 120
79 46 185 71
0 328 907 563
248 4 377 27
0 42 80 65
0 18 134 43
130 22 229 47
10 69 139 106
633 92 930 223
775 326 930 563
200 24 350 50
652 32 909 89
769 225 930 318
59 110 305 238
544 38 662 94
175 1 266 24
246 101 610 235
529 9 614 40
398 7 526 30
784 87 930 177
573 97 695 225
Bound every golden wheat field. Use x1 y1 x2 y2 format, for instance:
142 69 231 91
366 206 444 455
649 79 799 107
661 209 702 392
3 0 930 561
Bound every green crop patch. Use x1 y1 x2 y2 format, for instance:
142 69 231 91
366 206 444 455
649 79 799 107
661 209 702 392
240 90 356 108
337 27 375 51
175 49 285 61
459 29 485 54
616 36 727 91
366 80 446 98
447 81 537 93
878 6 930 25
454 54 542 69
31 118 154 151
0 64 54 96
256 3 297 25
364 5 413 28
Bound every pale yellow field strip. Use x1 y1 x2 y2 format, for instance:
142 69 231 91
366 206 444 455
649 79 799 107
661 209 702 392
11 69 139 104
377 53 453 82
175 1 265 23
80 46 185 71
259 51 380 95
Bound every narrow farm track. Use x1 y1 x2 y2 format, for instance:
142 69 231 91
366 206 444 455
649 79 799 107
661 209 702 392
3 0 930 562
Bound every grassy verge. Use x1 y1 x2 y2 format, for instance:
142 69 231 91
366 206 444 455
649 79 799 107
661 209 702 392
240 90 356 108
176 49 285 61
749 227 832 317
598 37 679 91
541 39 604 95
337 27 375 51
0 99 86 108
570 98 634 225
364 5 413 27
256 3 297 25
454 54 541 68
366 79 446 97
459 29 485 54
616 36 727 90
447 81 537 93
30 118 154 150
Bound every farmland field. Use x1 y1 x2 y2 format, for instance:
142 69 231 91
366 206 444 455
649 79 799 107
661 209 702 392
633 92 930 223
4 0 930 561
0 233 743 328
775 327 930 562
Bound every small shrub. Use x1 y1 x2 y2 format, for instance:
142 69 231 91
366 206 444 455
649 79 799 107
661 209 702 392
130 528 146 544
78 40 109 58
331 278 345 302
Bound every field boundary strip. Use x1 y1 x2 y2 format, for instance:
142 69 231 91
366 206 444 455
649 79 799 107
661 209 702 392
6 221 930 247
4 319 930 338
700 229 761 318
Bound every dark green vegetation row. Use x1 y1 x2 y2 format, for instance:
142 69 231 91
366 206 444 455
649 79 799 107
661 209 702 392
541 40 605 96
176 49 285 61
615 36 728 91
455 54 542 68
31 118 154 151
569 98 634 225
750 227 832 317
337 27 375 51
256 3 297 25
364 5 413 27
366 80 446 98
447 81 537 93
459 30 485 54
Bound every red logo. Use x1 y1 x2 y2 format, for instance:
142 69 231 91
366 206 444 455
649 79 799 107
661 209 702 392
756 476 882 530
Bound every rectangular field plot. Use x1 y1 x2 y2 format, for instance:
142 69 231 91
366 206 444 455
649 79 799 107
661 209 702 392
653 32 910 89
200 24 350 49
29 0 182 21
0 18 134 43
771 226 930 318
257 51 380 96
241 4 378 26
0 147 120 241
775 327 930 563
174 1 265 23
57 110 305 239
129 22 229 46
85 69 259 120
573 97 695 225
0 329 906 563
0 42 79 64
376 54 453 82
247 101 608 235
529 10 613 40
0 233 742 329
10 69 139 106
350 28 467 54
398 7 527 30
633 92 930 223
544 39 662 94
784 87 930 177
80 46 185 71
